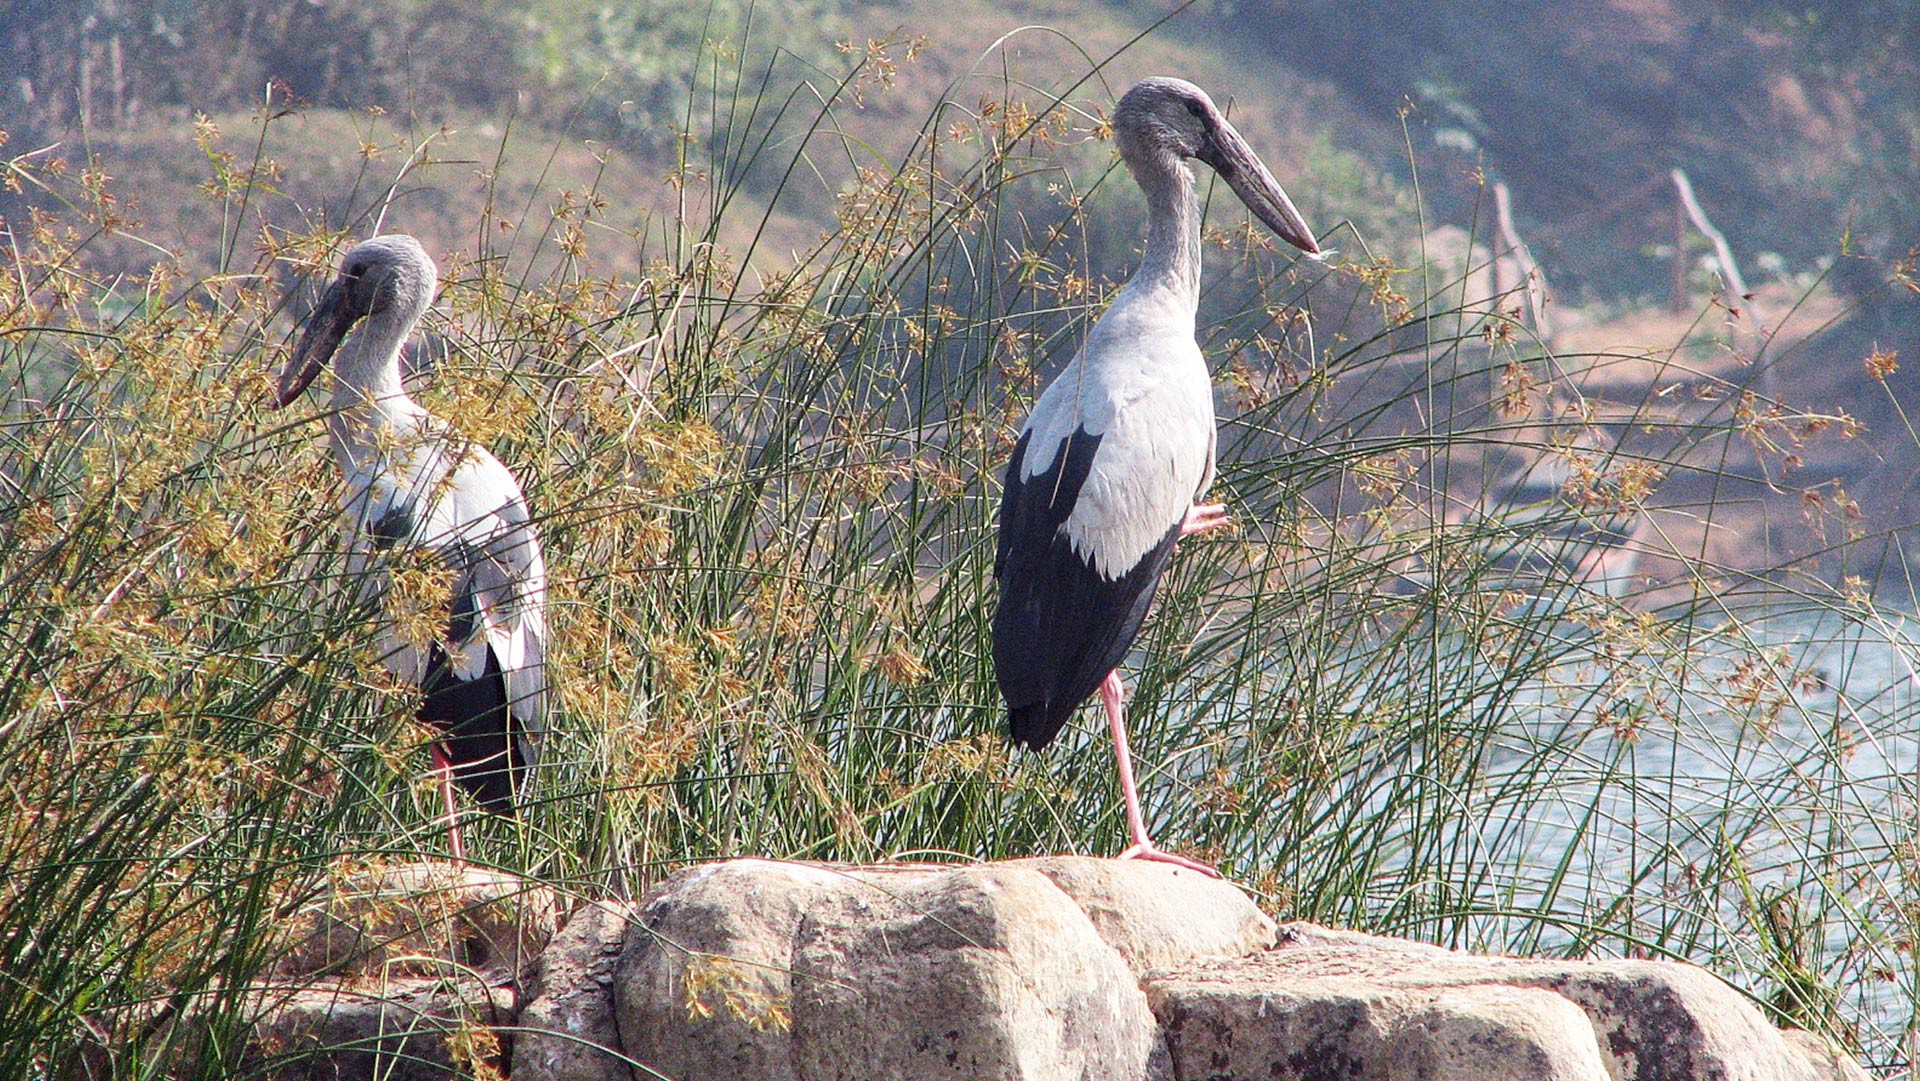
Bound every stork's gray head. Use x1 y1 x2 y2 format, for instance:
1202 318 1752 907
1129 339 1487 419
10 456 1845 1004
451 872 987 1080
273 234 438 407
1112 77 1321 257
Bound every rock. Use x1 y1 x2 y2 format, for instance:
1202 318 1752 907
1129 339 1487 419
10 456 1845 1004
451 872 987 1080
1782 1030 1875 1081
247 859 1869 1081
272 859 560 987
1151 966 1612 1080
513 900 644 1081
614 858 886 1081
247 860 556 1081
787 861 1159 1081
246 977 511 1081
1145 921 1866 1081
515 857 1243 1081
1008 856 1277 977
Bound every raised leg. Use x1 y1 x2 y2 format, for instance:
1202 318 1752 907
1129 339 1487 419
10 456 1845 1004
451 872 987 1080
1181 502 1232 537
430 742 466 865
1099 671 1220 878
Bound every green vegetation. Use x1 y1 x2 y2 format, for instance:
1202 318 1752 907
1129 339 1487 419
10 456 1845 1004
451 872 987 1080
3 7 1919 1079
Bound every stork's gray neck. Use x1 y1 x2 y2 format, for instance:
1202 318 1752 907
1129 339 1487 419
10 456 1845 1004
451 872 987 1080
326 306 423 452
1125 151 1203 306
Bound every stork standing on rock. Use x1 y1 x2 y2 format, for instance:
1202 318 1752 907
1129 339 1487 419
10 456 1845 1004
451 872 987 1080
994 78 1322 877
274 235 547 862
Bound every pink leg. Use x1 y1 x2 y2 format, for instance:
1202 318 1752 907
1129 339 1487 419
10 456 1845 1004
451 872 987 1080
429 743 466 865
1181 503 1232 537
1100 672 1220 877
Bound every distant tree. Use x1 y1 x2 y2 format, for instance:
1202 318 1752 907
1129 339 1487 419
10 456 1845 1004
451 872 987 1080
229 1 525 115
1231 0 1892 303
1 0 185 132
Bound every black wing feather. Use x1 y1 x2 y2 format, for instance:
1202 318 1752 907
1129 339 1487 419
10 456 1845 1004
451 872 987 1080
414 513 541 814
419 641 530 814
418 561 527 815
993 427 1181 750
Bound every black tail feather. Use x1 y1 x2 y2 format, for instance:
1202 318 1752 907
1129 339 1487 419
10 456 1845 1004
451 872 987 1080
1008 699 1078 752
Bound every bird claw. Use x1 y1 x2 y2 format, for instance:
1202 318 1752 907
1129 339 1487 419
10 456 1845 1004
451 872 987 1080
1180 503 1233 538
1117 842 1222 878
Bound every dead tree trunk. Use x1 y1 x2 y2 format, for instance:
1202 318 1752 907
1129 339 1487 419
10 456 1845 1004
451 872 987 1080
78 33 93 136
1671 167 1774 399
109 31 125 126
1492 180 1553 342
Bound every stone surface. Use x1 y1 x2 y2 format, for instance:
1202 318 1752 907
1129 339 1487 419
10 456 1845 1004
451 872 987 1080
1152 966 1613 1080
246 977 512 1081
615 858 890 1081
1782 1030 1875 1081
786 861 1160 1081
515 857 1241 1081
247 860 556 1080
272 859 560 986
1008 856 1277 978
250 859 1870 1081
513 900 641 1081
1146 921 1868 1081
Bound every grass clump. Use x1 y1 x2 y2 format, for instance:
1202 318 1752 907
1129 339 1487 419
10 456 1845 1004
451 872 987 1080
2 27 1917 1076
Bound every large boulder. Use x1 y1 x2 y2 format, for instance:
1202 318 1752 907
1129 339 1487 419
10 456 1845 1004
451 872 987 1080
246 978 512 1081
514 856 1268 1081
272 859 561 986
246 859 560 1081
1015 856 1277 977
789 861 1157 1080
513 899 640 1081
1145 922 1871 1081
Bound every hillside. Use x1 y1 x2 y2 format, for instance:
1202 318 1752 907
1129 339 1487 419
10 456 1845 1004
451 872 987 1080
8 1 1914 291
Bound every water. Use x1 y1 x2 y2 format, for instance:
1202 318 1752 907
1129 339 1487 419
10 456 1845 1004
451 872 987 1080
1489 608 1920 1067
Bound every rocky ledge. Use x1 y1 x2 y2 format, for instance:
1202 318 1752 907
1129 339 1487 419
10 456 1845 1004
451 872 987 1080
245 858 1866 1081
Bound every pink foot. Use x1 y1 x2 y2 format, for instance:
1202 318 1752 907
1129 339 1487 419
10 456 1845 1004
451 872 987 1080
1117 842 1221 878
1181 503 1232 537
1099 671 1222 880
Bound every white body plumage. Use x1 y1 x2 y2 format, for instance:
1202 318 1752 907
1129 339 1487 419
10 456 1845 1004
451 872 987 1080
1017 286 1216 581
328 403 548 761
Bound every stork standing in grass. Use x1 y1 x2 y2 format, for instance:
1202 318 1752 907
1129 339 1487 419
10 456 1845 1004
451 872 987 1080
994 78 1321 876
274 235 547 862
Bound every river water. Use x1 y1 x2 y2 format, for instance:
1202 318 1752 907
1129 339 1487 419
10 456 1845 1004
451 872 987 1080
1484 606 1919 1069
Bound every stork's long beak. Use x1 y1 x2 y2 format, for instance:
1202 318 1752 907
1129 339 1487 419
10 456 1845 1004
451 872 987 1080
1201 118 1322 258
274 279 358 408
